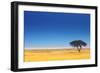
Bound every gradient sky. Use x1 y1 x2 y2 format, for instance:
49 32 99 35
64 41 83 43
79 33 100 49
24 11 90 49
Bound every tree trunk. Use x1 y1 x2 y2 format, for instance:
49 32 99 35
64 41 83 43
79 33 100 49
77 47 80 53
78 46 82 53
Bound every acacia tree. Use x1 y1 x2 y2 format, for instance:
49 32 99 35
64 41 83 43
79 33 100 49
70 40 87 52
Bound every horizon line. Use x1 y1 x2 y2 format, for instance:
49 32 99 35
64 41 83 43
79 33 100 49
25 47 90 49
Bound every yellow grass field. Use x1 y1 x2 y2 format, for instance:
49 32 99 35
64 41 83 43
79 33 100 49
24 48 90 62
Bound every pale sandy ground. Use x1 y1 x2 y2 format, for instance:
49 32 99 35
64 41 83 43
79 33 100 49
24 48 90 62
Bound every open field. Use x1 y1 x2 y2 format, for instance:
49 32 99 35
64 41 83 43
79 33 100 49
24 48 90 62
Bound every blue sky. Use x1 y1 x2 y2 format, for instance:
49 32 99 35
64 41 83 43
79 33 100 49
24 11 90 48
